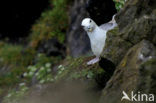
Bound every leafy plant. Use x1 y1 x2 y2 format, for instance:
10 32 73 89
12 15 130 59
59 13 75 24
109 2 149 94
113 0 126 11
30 0 69 48
23 54 54 84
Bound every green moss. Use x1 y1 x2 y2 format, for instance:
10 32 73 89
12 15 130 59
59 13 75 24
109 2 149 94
29 0 70 48
0 43 36 87
54 57 105 82
3 83 29 103
142 59 156 66
0 43 22 65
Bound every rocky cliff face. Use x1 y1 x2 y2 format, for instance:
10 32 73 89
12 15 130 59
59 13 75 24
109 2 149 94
100 0 156 102
64 0 156 102
26 0 156 102
1 0 156 103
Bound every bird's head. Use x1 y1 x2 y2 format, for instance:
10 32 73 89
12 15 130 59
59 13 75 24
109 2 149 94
81 18 96 32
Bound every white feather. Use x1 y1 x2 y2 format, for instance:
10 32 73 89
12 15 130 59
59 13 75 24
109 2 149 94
81 15 117 57
87 26 106 57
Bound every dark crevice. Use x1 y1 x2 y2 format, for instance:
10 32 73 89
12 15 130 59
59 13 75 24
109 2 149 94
86 0 117 25
37 38 66 58
95 58 116 90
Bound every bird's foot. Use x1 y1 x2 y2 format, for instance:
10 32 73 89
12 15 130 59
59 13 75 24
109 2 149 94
87 57 100 65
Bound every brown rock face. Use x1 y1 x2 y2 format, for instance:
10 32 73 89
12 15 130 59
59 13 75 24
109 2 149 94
100 0 156 102
102 0 156 65
100 40 156 103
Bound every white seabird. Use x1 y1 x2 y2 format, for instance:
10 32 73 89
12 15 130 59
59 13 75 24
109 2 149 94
81 15 117 65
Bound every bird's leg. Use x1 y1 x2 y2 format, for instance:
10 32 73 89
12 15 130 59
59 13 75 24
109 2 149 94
87 56 100 65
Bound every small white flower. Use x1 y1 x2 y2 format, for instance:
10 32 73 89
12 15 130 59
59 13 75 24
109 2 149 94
35 72 39 76
31 67 37 72
40 67 45 71
50 78 54 82
23 73 28 77
39 80 45 84
47 69 51 73
7 94 12 98
45 63 51 68
28 66 33 70
19 83 26 87
28 72 34 77
61 67 65 71
58 65 63 69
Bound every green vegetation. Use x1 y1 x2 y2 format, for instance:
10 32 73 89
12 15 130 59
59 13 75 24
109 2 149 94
113 0 126 11
0 43 36 101
0 0 110 102
1 53 61 103
24 54 55 84
0 0 71 100
2 56 104 103
3 83 29 103
53 57 105 82
29 0 70 48
0 43 35 87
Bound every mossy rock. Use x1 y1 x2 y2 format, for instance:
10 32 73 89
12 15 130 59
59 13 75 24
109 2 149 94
102 27 133 65
54 57 109 89
100 40 156 103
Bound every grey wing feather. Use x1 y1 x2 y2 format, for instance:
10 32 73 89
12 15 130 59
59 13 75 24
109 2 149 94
99 22 117 31
100 14 118 31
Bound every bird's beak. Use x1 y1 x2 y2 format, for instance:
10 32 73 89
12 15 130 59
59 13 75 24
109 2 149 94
88 28 93 32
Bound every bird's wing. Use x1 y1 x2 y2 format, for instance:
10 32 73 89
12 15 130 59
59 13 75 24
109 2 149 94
99 23 114 31
99 14 117 31
99 21 117 31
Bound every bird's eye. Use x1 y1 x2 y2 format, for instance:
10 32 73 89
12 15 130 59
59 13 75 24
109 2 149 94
90 20 92 23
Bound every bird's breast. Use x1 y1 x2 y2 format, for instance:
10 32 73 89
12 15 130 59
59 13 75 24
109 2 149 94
89 30 106 56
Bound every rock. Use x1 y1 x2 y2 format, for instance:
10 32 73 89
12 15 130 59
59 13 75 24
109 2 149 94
100 40 156 103
115 0 156 45
86 0 117 25
116 0 156 31
102 0 156 65
37 38 66 57
119 13 156 45
67 0 91 57
102 28 133 65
